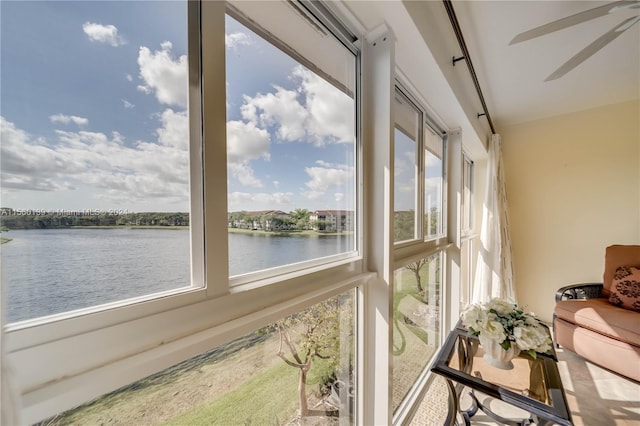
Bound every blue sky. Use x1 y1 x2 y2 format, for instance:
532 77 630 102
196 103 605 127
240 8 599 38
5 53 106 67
1 2 356 214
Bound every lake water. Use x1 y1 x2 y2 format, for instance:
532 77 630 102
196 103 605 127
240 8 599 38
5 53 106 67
1 228 352 323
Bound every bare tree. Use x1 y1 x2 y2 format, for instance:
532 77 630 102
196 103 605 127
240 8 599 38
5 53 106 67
405 259 428 294
275 296 351 418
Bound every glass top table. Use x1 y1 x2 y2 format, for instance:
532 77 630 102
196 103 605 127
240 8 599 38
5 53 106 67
431 324 573 426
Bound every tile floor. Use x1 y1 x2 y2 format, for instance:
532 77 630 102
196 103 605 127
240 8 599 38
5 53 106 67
411 348 640 425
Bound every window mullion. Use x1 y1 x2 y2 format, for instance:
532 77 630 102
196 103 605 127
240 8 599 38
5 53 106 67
201 0 230 298
188 0 205 289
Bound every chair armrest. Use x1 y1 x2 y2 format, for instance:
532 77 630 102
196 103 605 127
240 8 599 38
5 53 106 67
555 283 603 302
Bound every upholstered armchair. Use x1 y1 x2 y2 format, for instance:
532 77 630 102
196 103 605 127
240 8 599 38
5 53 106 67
553 245 640 382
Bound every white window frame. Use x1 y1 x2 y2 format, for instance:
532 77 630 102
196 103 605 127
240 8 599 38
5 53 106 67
393 81 449 263
390 80 451 424
3 2 367 424
224 1 363 289
461 153 475 236
1 2 480 424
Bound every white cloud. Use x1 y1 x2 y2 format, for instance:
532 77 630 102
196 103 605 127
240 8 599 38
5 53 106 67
304 166 350 192
226 120 271 188
122 99 135 109
137 41 188 108
225 32 252 49
238 65 354 146
82 22 126 47
241 87 308 141
126 74 133 82
228 191 293 211
314 160 350 170
227 191 253 209
229 162 263 188
425 177 442 201
254 192 293 205
397 179 416 193
227 121 270 164
293 66 354 145
302 190 324 201
299 160 353 203
49 114 89 127
1 114 189 206
1 117 78 192
156 109 188 149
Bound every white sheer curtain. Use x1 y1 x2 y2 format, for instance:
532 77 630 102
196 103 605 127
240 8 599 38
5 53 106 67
472 133 516 304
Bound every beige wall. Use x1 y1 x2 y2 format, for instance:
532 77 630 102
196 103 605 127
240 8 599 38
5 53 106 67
501 100 640 322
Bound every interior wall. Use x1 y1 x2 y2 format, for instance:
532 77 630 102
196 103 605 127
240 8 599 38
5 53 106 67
500 100 640 322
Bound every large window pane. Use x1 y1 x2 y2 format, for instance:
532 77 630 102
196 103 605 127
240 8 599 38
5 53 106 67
36 290 356 425
462 154 474 234
394 90 420 243
424 127 445 240
225 7 357 278
392 253 442 412
460 238 474 311
1 1 195 323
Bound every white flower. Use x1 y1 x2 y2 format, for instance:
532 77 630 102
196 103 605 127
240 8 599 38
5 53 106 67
483 319 507 343
486 298 516 315
461 303 486 332
513 325 552 353
460 298 551 355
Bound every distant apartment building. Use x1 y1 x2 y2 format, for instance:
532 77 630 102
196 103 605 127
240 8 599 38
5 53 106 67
309 210 353 232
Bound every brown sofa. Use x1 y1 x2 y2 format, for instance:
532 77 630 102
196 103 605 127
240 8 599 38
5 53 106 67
553 245 640 382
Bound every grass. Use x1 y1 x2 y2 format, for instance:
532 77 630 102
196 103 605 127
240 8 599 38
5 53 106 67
39 330 342 426
0 237 11 244
164 361 299 426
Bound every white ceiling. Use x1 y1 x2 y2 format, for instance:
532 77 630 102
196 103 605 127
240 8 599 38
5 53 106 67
452 0 640 129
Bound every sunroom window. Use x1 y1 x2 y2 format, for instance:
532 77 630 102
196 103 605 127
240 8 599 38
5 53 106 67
393 85 446 246
393 89 420 243
391 83 448 420
2 2 364 424
462 154 474 234
392 252 442 413
0 0 201 323
424 126 445 241
37 289 356 425
225 3 359 282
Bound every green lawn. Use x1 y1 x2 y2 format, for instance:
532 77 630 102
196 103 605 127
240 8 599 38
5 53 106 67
163 361 299 426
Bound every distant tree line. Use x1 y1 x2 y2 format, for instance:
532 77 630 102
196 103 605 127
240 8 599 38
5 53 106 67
0 211 189 230
1 206 355 232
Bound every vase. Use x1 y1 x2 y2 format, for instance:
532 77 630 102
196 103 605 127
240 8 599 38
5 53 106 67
479 335 520 370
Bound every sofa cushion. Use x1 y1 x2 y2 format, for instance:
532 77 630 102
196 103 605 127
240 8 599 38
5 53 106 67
554 318 640 382
603 245 640 296
554 298 640 346
609 266 640 312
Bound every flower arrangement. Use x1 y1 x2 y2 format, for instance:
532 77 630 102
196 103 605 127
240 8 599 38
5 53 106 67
461 298 552 358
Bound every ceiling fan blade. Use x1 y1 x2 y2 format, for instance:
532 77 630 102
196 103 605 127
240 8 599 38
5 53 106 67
545 15 640 81
510 0 639 45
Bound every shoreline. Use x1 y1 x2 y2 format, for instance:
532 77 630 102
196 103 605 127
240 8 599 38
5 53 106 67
0 225 189 231
227 227 352 237
1 226 353 236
